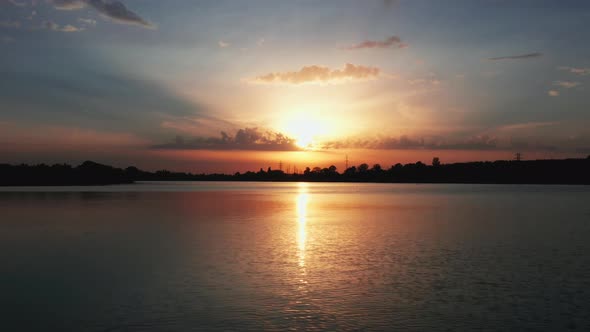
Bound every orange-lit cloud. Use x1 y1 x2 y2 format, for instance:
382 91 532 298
344 35 407 50
251 63 380 85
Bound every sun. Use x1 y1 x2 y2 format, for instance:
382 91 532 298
295 134 314 149
275 106 336 150
286 120 321 149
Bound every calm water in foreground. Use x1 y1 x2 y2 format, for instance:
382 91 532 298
1 182 590 331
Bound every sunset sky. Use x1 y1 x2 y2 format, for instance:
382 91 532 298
1 0 589 172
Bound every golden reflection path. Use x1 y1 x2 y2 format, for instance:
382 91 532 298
296 183 309 273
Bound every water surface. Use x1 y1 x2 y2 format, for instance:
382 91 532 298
1 182 589 331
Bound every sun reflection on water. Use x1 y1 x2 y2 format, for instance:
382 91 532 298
296 183 309 270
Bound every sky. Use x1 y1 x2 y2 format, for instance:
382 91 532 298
1 0 590 173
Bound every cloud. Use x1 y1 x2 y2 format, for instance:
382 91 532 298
51 0 86 10
78 18 97 26
251 63 381 85
153 128 300 151
218 40 229 48
8 0 27 7
553 80 581 89
558 66 590 76
345 35 407 50
487 52 543 61
50 0 154 29
407 78 441 87
496 121 559 131
321 134 499 151
548 90 559 97
60 24 83 32
257 37 265 46
44 21 84 32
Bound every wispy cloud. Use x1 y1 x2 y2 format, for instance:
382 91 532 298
51 0 86 10
50 0 154 29
488 52 542 61
153 128 300 151
553 80 581 89
496 121 559 131
8 0 27 7
558 66 590 76
250 63 380 85
78 18 97 26
344 35 407 50
407 78 441 87
44 21 84 32
218 40 229 48
548 90 560 97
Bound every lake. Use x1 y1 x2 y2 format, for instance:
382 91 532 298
1 182 589 331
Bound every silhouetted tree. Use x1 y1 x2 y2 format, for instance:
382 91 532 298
371 164 382 172
2 158 590 186
432 157 441 167
344 166 356 176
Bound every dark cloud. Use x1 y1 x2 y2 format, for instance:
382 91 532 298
86 0 154 28
51 0 154 29
487 52 542 61
153 128 300 151
322 135 498 150
251 63 380 85
345 35 407 50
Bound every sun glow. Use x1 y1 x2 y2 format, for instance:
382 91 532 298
278 110 330 150
296 183 309 268
286 120 321 149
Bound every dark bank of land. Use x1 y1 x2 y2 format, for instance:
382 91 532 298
1 157 589 186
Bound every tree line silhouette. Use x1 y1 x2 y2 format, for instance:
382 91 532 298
1 156 589 186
